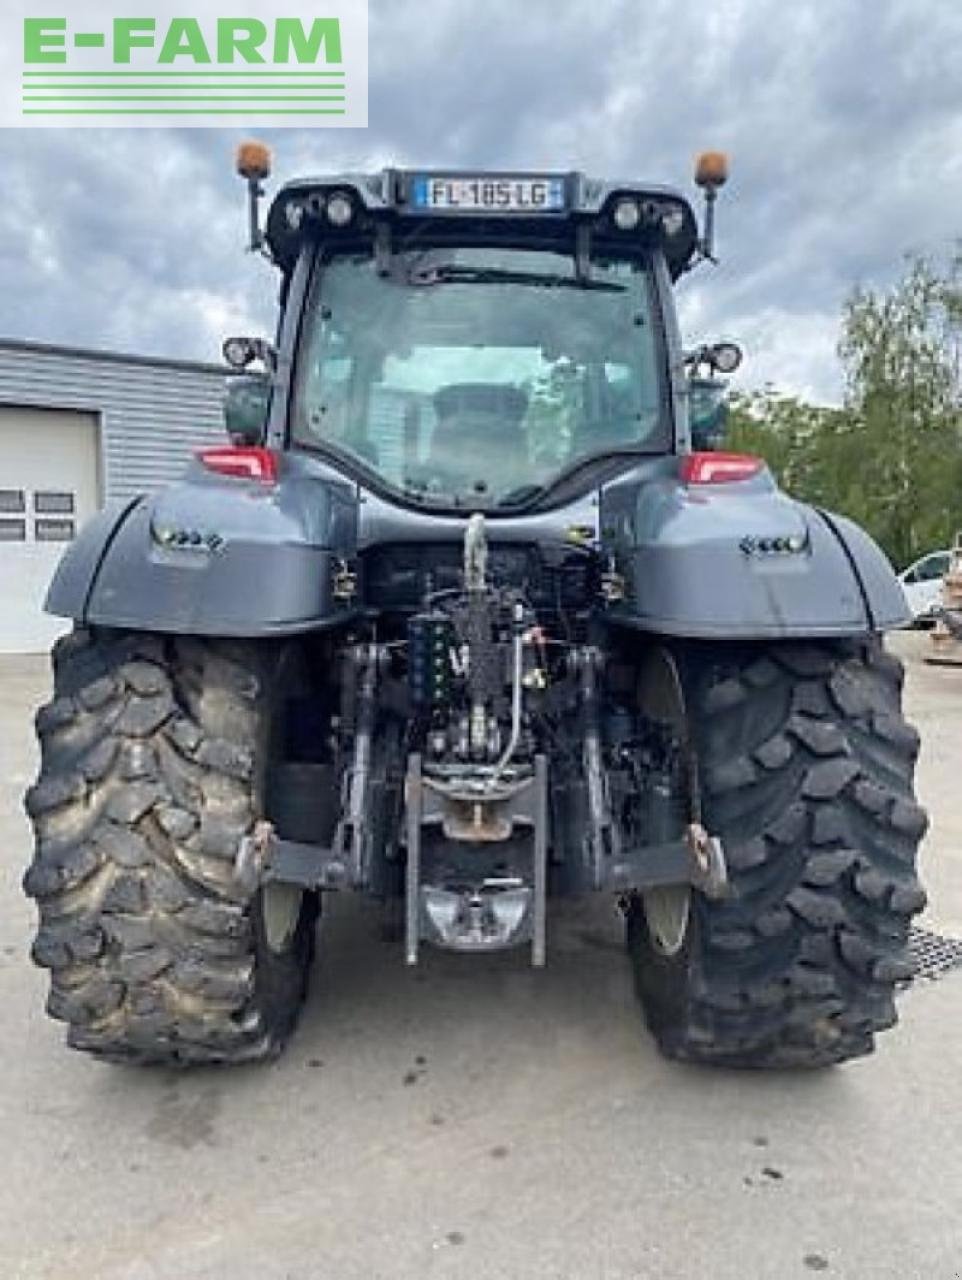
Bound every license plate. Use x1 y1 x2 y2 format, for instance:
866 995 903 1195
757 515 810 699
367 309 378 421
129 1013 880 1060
412 175 566 213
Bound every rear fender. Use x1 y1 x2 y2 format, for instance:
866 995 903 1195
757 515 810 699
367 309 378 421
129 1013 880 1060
46 497 142 621
601 465 909 637
46 454 360 637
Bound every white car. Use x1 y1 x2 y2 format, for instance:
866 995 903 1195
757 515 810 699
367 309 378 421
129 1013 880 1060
899 549 951 623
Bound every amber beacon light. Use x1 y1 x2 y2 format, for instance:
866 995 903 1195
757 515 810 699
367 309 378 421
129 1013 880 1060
236 140 274 251
236 139 273 181
694 150 729 189
693 150 730 261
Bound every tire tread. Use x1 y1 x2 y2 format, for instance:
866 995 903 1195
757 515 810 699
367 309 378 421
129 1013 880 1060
628 637 927 1068
23 627 316 1066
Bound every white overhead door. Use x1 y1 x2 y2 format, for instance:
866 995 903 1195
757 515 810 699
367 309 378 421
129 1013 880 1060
0 406 101 654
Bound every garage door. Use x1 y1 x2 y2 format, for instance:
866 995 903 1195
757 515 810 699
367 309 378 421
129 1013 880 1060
0 407 101 654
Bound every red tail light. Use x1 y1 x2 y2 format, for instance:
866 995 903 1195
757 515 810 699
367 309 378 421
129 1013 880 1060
197 446 278 484
681 451 764 485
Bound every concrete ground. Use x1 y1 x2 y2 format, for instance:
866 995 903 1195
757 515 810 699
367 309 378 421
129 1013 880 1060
1 632 961 1280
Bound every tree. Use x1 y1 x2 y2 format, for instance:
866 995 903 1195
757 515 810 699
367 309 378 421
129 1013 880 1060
838 252 962 567
727 390 845 501
726 252 962 568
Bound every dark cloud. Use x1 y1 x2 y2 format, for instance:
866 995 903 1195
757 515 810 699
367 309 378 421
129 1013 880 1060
1 0 959 402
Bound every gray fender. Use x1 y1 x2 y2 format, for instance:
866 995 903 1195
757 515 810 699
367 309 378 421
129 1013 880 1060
601 465 909 638
46 497 142 621
46 454 359 636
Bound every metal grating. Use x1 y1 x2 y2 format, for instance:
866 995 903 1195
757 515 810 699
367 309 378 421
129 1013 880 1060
907 926 962 983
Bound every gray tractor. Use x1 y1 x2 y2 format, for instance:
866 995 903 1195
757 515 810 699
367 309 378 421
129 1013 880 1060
24 147 927 1068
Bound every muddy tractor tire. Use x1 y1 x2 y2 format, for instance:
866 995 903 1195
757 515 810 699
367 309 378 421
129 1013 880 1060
627 638 928 1068
23 628 318 1066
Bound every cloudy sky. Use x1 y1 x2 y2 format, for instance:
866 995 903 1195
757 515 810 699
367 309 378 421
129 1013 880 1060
3 0 961 404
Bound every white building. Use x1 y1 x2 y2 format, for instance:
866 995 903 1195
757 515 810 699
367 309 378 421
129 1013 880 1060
0 339 229 653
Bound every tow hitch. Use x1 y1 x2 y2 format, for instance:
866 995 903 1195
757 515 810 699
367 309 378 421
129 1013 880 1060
403 753 549 967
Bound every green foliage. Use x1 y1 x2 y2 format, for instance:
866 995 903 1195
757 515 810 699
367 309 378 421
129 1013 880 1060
727 251 962 568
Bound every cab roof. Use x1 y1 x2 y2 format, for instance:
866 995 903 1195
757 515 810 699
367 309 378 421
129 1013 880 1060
265 168 699 280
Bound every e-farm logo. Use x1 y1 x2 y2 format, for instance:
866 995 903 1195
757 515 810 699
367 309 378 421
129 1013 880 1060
3 2 367 127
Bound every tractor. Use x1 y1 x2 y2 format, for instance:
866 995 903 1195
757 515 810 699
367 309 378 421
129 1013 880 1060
23 146 927 1067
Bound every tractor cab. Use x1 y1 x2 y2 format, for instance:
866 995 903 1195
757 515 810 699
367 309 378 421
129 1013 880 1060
228 151 732 512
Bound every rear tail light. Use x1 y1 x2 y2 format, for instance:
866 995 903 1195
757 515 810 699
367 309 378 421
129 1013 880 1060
681 451 764 485
197 446 278 484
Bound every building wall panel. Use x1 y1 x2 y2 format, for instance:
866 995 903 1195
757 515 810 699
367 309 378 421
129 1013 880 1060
0 340 230 503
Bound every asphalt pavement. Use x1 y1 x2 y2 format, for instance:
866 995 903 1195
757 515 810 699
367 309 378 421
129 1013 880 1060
1 630 960 1280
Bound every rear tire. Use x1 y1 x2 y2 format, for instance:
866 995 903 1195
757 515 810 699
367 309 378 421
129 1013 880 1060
627 637 928 1068
23 628 319 1065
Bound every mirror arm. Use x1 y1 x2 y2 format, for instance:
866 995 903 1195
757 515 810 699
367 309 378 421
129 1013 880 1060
683 344 711 371
683 342 741 376
252 338 278 372
223 335 278 372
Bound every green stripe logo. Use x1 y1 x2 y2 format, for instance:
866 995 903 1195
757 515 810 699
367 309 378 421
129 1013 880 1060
14 7 367 126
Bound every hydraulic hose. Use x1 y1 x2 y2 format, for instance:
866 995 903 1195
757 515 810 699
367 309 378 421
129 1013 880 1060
486 602 525 789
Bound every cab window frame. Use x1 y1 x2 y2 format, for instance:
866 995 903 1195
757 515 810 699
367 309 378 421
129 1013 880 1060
287 241 673 511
